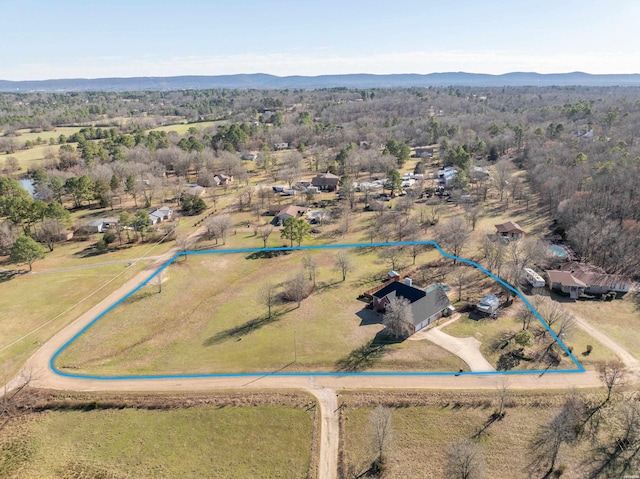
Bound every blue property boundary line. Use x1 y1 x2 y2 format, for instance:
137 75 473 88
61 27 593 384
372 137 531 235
49 241 585 380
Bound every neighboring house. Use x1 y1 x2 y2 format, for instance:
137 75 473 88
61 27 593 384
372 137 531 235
238 151 258 161
272 205 308 224
546 270 587 299
80 218 119 234
371 280 452 334
437 166 457 187
495 221 525 241
414 146 435 158
274 142 290 150
311 172 340 192
470 166 491 182
546 262 632 299
476 294 500 314
149 206 174 225
214 174 233 186
182 184 207 197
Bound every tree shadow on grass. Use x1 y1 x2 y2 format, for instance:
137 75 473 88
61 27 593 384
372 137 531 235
203 308 293 346
245 249 292 260
335 332 399 372
315 280 342 294
120 290 156 305
0 270 25 282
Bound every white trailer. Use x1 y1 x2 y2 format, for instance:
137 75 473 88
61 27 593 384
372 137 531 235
524 267 545 288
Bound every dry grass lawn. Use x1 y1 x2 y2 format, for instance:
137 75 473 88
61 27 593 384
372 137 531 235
0 405 314 479
563 295 640 361
56 245 466 375
340 390 599 479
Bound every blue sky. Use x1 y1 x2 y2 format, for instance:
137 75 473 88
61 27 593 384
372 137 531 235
3 0 640 80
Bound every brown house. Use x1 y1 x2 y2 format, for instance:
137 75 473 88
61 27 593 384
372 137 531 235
495 221 525 241
546 262 632 299
311 172 340 192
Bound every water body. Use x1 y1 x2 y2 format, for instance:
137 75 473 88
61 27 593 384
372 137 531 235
549 244 568 258
19 178 35 197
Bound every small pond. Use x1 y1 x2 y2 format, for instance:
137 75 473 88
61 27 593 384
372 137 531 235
549 244 568 258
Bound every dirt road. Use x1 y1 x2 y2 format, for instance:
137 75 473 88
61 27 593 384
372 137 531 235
308 386 339 479
3 233 635 479
572 311 640 371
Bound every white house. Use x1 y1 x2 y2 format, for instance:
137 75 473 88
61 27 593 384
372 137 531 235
437 166 458 188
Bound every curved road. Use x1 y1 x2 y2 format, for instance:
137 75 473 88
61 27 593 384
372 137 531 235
410 315 496 372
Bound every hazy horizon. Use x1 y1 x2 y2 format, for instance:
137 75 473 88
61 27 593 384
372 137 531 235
3 0 640 81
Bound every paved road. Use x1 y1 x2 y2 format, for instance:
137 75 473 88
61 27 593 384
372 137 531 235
410 315 496 372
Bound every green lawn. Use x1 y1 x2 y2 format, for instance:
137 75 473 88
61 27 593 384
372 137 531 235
56 246 465 375
0 405 314 479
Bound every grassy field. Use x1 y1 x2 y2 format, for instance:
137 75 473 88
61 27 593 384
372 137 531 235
0 228 180 378
0 404 314 479
340 390 597 479
0 144 59 171
149 120 226 134
563 295 640 360
0 262 149 378
56 244 466 375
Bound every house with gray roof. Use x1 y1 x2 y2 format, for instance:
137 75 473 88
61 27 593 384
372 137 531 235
80 217 119 234
372 280 452 334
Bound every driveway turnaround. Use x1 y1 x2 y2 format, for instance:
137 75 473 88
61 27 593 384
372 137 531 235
410 316 496 372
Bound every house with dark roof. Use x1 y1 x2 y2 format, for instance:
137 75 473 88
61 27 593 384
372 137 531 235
495 221 525 241
311 172 340 192
372 280 452 334
213 174 233 186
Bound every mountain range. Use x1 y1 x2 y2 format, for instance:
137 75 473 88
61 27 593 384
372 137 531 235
2 72 640 92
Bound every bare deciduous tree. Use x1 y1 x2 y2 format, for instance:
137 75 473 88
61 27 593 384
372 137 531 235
284 271 309 307
436 217 470 264
380 246 404 271
258 282 279 319
383 296 413 340
492 159 512 203
370 405 393 468
445 438 486 479
204 215 233 244
302 254 318 288
528 398 581 478
334 251 354 282
257 225 273 248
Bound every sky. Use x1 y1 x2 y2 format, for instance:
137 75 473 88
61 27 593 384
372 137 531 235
3 0 640 80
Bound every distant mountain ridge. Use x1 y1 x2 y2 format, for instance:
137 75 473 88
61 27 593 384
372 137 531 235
2 72 640 92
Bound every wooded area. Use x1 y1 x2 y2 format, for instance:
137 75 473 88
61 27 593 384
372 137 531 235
1 86 639 276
